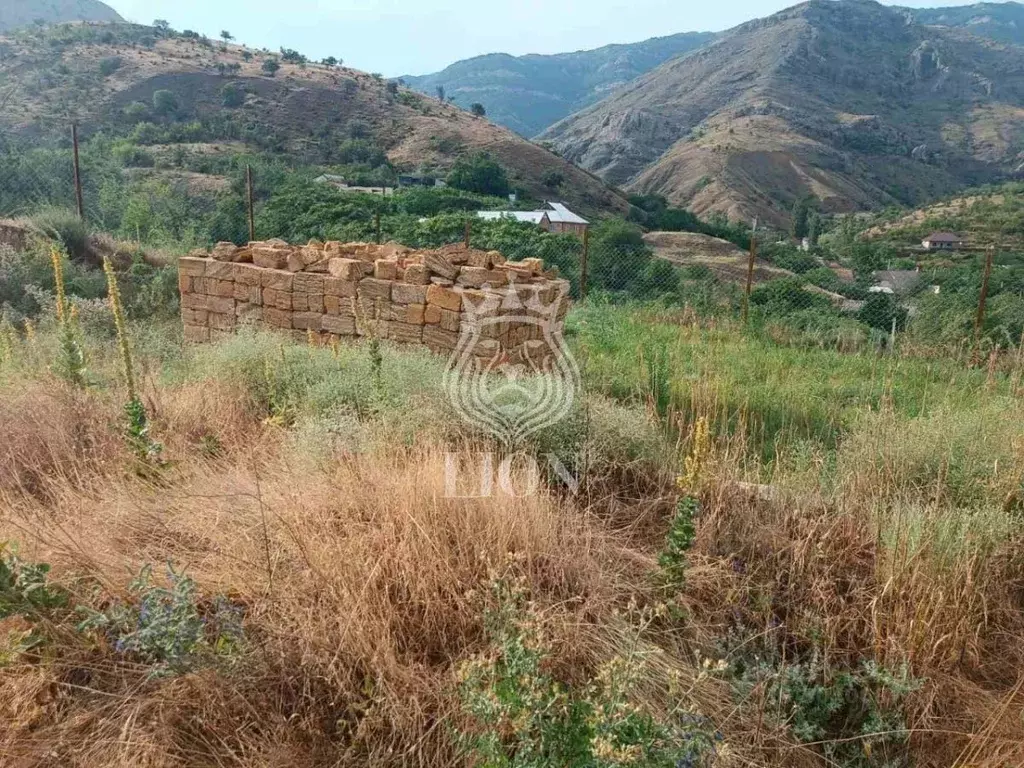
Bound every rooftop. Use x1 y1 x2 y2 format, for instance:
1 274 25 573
923 232 963 242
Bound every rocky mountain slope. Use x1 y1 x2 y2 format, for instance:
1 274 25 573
0 0 121 33
0 22 627 216
540 0 1024 227
402 32 716 138
904 2 1024 45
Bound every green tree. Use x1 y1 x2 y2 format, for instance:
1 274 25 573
446 153 511 197
541 170 564 189
470 102 486 117
322 56 338 67
261 58 280 77
436 85 446 102
807 212 821 247
220 30 234 42
221 82 245 108
791 196 811 240
152 89 179 116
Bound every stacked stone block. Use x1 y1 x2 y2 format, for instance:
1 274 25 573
179 240 571 363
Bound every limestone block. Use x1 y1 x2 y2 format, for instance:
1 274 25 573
426 284 463 312
208 312 235 330
324 277 357 297
178 256 208 277
358 277 393 301
466 250 492 269
374 259 398 280
293 293 309 312
328 258 364 281
264 307 292 329
308 293 325 313
207 260 235 280
389 322 423 344
253 246 290 270
179 274 192 293
392 284 427 305
181 293 209 311
211 242 239 262
207 296 235 315
261 270 294 291
439 308 460 332
457 266 491 288
294 273 325 294
321 315 356 335
425 253 459 280
423 326 459 350
234 263 262 286
292 312 322 331
404 303 425 325
403 264 430 285
182 308 208 326
424 304 441 325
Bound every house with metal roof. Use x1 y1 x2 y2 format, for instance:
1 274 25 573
922 232 966 251
475 202 588 236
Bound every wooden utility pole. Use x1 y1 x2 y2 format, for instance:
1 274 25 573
245 164 256 242
375 208 382 245
71 123 84 220
580 227 590 301
742 217 758 323
463 218 472 249
974 246 995 352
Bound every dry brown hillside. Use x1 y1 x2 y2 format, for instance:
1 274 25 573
541 0 1024 227
0 23 628 216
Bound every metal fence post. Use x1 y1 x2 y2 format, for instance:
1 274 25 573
579 228 590 301
742 217 758 323
71 123 84 221
245 164 256 242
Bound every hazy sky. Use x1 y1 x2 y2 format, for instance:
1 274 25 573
104 0 985 76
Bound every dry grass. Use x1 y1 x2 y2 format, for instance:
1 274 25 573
0 326 1022 767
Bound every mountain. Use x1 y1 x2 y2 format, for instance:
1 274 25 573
402 32 716 138
904 2 1024 46
540 0 1024 227
0 0 122 33
0 22 627 217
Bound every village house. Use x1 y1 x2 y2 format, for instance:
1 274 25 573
476 202 589 236
922 232 966 251
870 269 922 295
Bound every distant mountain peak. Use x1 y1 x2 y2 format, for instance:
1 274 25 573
0 0 123 33
402 31 717 137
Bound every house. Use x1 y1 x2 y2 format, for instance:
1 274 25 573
871 269 922 295
922 232 966 251
398 175 446 189
475 202 588 237
476 211 552 229
545 202 589 235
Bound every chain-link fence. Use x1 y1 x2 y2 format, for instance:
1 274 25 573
2 133 1022 370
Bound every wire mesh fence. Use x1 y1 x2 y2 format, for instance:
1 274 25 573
2 133 1023 371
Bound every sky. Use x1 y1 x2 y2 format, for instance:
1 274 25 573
104 0 986 77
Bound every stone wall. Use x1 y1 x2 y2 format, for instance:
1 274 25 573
178 239 571 362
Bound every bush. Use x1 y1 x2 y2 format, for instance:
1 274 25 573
221 82 246 108
447 152 511 197
261 58 280 77
98 56 123 77
152 89 179 116
28 208 90 261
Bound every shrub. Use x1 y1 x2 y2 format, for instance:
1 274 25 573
98 56 123 76
541 169 564 189
152 89 179 116
469 102 486 117
77 563 242 677
261 58 281 77
447 152 511 197
221 82 245 108
29 208 90 261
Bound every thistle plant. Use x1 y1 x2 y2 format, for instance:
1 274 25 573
50 246 88 387
104 257 162 465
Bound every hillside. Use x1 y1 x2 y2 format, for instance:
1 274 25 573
0 22 627 217
402 32 716 138
540 0 1024 228
860 181 1024 247
0 0 121 32
904 1 1024 45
